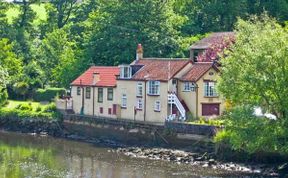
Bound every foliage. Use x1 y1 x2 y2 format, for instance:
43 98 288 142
0 66 8 106
34 88 66 102
190 117 225 127
85 0 186 66
0 38 23 85
176 0 288 35
15 103 33 111
37 28 82 87
215 14 288 157
0 0 287 100
13 82 29 99
197 34 235 62
0 101 61 121
215 105 288 155
43 103 57 113
218 15 288 118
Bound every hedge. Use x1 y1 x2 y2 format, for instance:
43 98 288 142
34 88 66 102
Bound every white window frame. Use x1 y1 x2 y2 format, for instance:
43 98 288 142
120 65 132 79
121 94 127 108
183 82 190 91
136 98 143 110
154 100 161 112
204 81 218 97
148 81 160 95
136 82 143 96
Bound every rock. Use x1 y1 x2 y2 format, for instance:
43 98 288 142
278 163 288 175
208 159 216 165
202 163 209 168
195 157 204 161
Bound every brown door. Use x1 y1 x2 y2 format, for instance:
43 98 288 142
112 104 117 115
202 104 220 116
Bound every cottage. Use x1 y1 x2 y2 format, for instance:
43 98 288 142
71 67 120 118
66 32 233 124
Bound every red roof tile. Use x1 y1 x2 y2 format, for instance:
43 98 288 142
71 66 120 87
180 62 217 82
190 32 235 49
132 59 190 81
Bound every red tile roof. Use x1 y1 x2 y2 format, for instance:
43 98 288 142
71 66 120 87
180 62 217 82
190 32 235 49
132 59 191 81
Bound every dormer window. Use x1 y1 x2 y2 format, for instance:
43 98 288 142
119 65 132 79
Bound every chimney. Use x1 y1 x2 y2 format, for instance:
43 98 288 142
93 73 100 85
136 44 143 60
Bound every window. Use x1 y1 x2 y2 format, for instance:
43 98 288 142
107 88 113 101
121 94 127 108
183 82 190 91
193 50 199 62
148 81 160 95
98 88 103 103
154 101 161 112
190 83 196 92
85 87 91 99
120 65 132 79
108 108 112 115
77 87 81 95
136 83 143 96
136 98 143 110
204 81 218 97
100 107 103 114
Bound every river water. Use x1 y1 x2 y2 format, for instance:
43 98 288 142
0 131 259 178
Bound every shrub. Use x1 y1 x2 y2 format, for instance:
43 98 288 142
34 88 66 102
0 88 8 106
15 104 33 111
35 106 42 112
215 105 288 155
43 103 57 112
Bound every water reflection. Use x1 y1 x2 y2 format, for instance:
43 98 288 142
0 131 247 178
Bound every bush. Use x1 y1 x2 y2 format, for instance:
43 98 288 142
35 106 42 112
15 103 33 111
0 89 8 106
34 88 66 102
43 103 57 112
215 105 288 156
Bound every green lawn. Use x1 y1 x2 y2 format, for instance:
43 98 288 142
6 4 47 25
5 100 48 110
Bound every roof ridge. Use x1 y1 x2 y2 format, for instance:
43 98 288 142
141 58 189 61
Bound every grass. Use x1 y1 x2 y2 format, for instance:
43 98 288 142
5 100 48 110
6 4 47 25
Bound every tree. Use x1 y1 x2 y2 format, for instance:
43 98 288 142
0 38 23 85
37 28 86 87
85 0 186 66
218 15 288 119
13 82 29 100
0 66 8 106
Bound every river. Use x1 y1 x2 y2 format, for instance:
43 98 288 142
0 131 265 178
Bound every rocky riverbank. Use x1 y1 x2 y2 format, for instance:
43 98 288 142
117 147 280 177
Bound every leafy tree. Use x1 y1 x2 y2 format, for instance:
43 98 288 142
0 66 8 106
37 28 86 87
85 0 186 66
176 0 288 35
13 82 29 100
0 38 23 85
218 15 288 118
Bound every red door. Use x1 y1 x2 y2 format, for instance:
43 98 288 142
202 104 220 116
